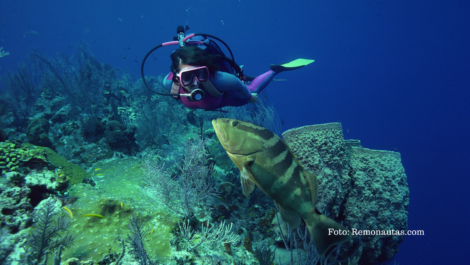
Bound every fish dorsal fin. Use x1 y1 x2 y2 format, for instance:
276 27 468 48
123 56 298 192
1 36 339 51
240 159 255 197
304 170 318 206
275 201 301 229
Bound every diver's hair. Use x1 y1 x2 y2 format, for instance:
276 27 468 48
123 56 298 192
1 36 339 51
170 45 221 81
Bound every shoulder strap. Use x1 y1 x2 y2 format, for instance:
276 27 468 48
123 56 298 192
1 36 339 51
201 80 224 98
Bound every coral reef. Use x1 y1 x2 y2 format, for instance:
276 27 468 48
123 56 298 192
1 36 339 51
0 141 92 263
0 47 410 264
33 145 88 185
26 118 52 147
0 141 48 174
25 198 76 264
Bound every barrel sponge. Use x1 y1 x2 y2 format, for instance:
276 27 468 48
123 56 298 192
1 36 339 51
283 122 409 265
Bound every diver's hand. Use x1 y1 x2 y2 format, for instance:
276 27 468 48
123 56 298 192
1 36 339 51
249 93 258 103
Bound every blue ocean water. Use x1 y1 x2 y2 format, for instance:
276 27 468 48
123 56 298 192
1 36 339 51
1 0 469 264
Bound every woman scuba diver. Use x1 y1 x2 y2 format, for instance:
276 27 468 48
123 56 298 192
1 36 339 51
141 25 314 111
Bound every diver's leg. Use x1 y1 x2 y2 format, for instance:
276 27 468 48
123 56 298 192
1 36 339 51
247 58 315 93
247 70 277 93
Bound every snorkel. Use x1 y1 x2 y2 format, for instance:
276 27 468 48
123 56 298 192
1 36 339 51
140 25 244 100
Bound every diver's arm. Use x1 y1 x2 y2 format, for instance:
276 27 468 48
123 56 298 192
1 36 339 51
170 83 180 99
211 71 253 100
162 73 173 89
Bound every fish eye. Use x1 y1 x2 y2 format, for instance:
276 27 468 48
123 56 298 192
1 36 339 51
231 121 239 127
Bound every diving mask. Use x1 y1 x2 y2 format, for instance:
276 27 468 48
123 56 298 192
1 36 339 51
177 66 209 87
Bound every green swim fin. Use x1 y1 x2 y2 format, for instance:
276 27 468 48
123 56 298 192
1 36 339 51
270 58 315 73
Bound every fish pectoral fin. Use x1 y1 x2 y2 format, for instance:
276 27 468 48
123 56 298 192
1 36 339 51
241 160 255 197
241 176 255 197
275 201 301 229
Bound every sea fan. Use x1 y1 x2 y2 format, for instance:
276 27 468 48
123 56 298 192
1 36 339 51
26 199 75 265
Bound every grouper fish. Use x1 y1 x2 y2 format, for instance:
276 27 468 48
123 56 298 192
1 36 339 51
212 118 351 256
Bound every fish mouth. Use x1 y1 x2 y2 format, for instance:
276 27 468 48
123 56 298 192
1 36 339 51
212 119 228 142
212 119 261 156
226 150 261 157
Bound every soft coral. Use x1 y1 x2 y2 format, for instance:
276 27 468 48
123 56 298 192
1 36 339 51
26 198 75 265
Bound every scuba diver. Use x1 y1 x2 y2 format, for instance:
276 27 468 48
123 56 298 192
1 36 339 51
141 26 314 111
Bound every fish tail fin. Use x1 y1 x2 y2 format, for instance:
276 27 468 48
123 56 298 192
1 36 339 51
306 214 351 257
